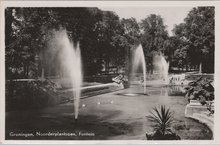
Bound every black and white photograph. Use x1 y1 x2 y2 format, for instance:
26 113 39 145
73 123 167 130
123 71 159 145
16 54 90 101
0 1 219 143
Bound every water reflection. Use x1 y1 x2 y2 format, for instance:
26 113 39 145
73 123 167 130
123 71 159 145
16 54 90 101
167 85 186 96
149 85 186 97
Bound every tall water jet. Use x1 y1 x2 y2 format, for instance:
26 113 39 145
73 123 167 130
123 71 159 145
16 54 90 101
160 54 169 85
153 53 169 85
131 44 147 94
199 63 202 74
50 30 83 121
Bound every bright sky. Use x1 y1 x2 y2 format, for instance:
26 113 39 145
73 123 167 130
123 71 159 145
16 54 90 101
99 7 193 36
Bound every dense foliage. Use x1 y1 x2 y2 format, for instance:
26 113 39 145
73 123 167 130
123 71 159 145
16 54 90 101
172 7 214 73
185 77 214 105
140 14 169 73
5 7 214 80
6 79 61 111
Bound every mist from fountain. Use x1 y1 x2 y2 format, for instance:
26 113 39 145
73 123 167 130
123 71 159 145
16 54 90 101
50 30 83 120
153 53 169 85
199 63 202 74
161 54 169 84
131 44 147 94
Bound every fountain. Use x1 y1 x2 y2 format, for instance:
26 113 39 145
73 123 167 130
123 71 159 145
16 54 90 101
51 30 83 122
131 44 147 94
153 53 169 85
199 63 202 74
160 54 169 85
119 44 147 96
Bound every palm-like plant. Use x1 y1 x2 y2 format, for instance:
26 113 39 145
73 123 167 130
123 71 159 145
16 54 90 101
147 105 174 136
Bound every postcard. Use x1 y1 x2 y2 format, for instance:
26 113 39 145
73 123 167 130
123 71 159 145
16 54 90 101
0 0 220 144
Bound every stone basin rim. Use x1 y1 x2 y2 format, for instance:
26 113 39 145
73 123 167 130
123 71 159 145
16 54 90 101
115 93 149 96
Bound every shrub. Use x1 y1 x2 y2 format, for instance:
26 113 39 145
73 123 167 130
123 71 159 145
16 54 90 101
6 79 61 111
185 77 214 105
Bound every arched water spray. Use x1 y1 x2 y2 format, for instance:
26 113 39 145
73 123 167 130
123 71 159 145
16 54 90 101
50 30 82 121
131 44 146 94
153 53 169 85
160 55 169 84
199 63 202 74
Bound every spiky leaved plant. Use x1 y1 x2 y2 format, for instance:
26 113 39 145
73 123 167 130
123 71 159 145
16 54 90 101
147 105 174 136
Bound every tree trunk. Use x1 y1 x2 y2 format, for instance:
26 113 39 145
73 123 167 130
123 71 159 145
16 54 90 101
186 65 188 71
41 67 45 79
23 64 26 78
26 62 29 78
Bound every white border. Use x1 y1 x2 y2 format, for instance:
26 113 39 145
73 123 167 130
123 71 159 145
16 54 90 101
0 1 220 144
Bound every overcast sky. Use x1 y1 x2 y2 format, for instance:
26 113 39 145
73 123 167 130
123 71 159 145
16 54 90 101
99 7 193 36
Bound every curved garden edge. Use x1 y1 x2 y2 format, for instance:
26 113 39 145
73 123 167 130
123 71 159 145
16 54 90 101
185 105 214 139
185 115 213 139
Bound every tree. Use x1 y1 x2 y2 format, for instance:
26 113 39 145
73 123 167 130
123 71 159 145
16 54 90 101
172 7 214 73
121 18 141 80
186 7 214 73
5 8 20 79
161 36 181 71
140 14 169 73
54 8 127 75
5 7 142 78
121 18 140 45
5 8 61 79
95 11 126 72
54 8 104 75
173 46 188 70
